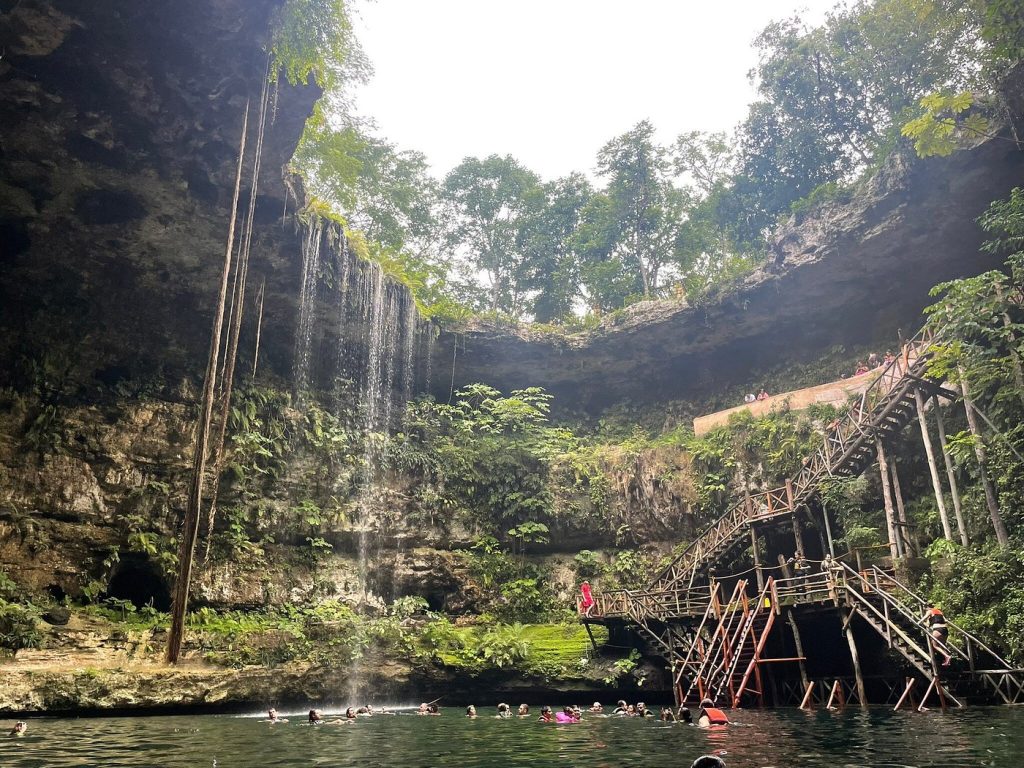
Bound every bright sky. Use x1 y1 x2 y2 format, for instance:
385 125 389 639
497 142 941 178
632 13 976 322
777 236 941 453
351 0 838 181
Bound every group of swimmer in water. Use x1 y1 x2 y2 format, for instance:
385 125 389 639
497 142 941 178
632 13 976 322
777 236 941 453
263 704 399 724
261 697 729 728
261 701 729 768
462 698 728 726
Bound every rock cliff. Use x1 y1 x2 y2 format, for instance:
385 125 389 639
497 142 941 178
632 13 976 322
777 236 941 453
434 135 1024 412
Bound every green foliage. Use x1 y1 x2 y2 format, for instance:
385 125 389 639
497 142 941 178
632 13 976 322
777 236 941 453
736 0 986 233
572 550 606 580
902 92 990 157
603 648 644 686
271 0 367 91
0 570 42 654
477 622 533 668
0 602 42 653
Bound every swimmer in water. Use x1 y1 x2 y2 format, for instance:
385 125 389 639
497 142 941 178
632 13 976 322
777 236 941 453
613 699 628 715
496 703 511 718
466 705 477 718
697 698 729 727
417 703 429 715
659 706 676 721
538 706 553 723
264 708 288 723
517 704 530 717
345 707 357 720
308 710 323 724
9 721 27 737
677 706 694 724
427 703 441 715
691 755 726 768
588 701 603 713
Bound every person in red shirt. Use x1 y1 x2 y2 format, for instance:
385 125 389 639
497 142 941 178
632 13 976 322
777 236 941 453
579 581 595 617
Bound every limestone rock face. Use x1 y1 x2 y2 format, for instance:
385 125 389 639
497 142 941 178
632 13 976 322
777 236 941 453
0 0 320 390
433 135 1024 412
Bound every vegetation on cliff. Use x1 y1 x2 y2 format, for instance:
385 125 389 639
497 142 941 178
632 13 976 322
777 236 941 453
281 0 1021 326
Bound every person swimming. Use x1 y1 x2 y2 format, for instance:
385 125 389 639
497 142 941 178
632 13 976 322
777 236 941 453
466 705 477 718
691 755 726 768
345 707 357 720
9 721 27 737
678 706 694 724
697 698 729 726
588 701 603 713
554 706 580 723
636 702 654 718
496 703 511 718
264 708 288 723
538 706 553 723
427 703 440 715
613 699 628 715
659 706 675 721
308 709 323 724
517 703 530 717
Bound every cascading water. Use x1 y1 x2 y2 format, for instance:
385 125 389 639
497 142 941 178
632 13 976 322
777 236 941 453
292 218 325 401
289 214 437 702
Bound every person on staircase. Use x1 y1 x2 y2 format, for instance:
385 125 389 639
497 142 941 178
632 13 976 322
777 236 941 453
924 603 952 667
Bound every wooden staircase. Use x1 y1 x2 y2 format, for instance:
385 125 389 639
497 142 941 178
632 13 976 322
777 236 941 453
844 565 1024 705
624 327 938 607
672 578 780 708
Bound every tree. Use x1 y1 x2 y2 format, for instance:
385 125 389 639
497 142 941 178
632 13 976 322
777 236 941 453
672 131 735 198
517 174 593 322
442 155 541 315
737 1 985 229
593 120 681 298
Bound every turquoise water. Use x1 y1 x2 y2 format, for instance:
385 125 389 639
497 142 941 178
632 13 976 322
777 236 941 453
2 706 1023 767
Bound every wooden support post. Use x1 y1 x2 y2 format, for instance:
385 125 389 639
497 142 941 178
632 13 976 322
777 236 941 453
786 480 805 560
917 678 937 712
787 610 810 691
844 611 868 707
800 681 816 710
826 679 843 710
932 395 968 546
958 371 1008 546
751 525 764 592
875 439 900 561
914 388 953 541
821 500 836 556
888 456 916 557
893 677 917 712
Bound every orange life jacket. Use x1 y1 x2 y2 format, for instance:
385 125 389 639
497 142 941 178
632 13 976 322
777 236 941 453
702 707 729 724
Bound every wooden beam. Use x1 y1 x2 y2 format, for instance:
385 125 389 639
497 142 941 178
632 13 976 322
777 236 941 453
932 395 969 547
875 439 900 561
914 388 953 541
958 371 1010 546
845 610 868 707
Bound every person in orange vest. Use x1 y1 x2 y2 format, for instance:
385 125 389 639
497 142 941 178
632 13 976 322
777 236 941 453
697 697 729 726
925 603 952 666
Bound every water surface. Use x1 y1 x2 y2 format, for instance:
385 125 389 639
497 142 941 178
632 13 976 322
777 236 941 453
2 705 1022 767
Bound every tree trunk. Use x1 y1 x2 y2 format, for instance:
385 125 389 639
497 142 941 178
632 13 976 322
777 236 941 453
958 370 1009 546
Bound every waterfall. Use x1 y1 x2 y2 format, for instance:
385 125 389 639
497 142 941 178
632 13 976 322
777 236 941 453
292 219 324 400
289 214 439 702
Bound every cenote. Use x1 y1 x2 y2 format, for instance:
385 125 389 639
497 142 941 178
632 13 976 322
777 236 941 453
5 708 1024 767
3 0 1024 762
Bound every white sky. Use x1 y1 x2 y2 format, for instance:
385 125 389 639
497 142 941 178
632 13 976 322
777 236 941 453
350 1 838 182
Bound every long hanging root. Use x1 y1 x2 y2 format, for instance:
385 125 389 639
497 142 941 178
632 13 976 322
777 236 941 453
166 98 250 664
203 58 272 563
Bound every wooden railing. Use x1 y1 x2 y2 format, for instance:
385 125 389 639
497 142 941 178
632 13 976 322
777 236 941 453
642 327 938 596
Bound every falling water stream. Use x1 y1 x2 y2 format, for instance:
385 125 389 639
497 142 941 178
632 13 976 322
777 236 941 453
289 216 435 701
